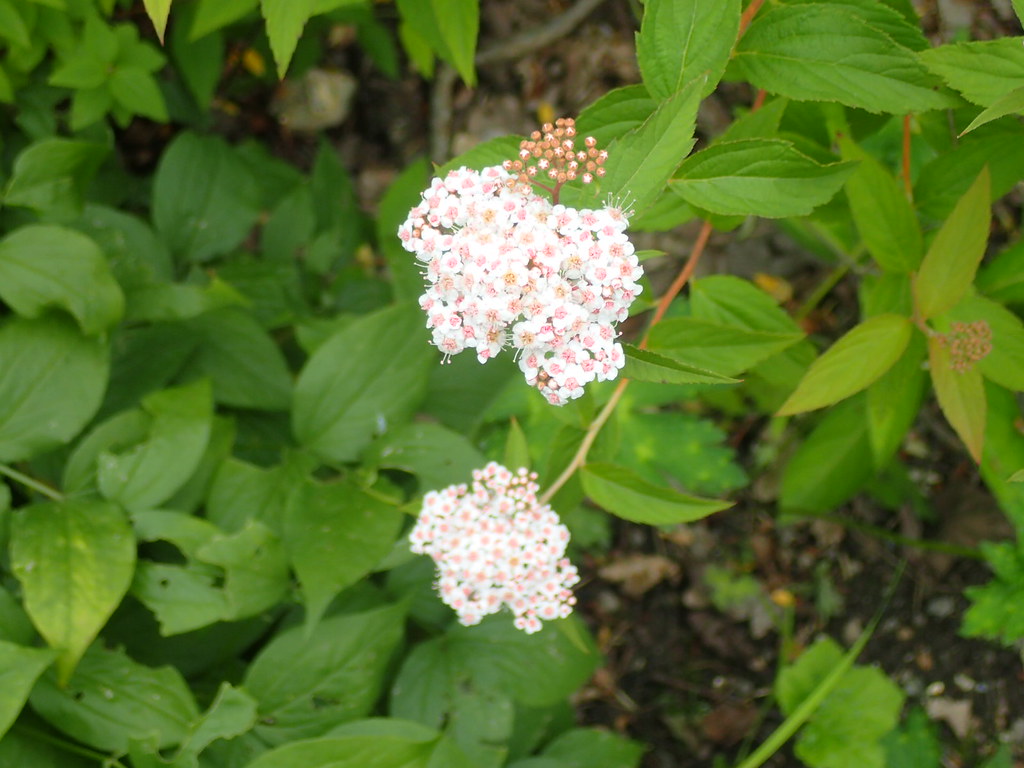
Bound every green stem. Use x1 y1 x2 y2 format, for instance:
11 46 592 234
0 464 64 502
793 263 849 323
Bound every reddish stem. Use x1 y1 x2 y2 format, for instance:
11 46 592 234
739 0 766 37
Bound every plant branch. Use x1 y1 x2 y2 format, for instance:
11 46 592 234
0 464 64 502
738 0 766 37
538 219 715 506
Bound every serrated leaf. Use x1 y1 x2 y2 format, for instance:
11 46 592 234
575 84 656 148
928 335 986 463
261 0 313 77
0 316 108 463
636 0 740 99
670 139 853 218
284 478 403 630
293 303 434 463
11 500 135 683
964 541 1024 644
778 314 913 415
602 79 702 214
622 345 739 385
839 137 922 273
734 4 953 114
646 316 803 376
580 462 731 524
914 166 990 320
920 38 1024 107
962 85 1024 135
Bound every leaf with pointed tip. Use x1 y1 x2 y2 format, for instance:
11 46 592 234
261 0 313 77
928 336 986 463
623 345 738 385
580 462 731 524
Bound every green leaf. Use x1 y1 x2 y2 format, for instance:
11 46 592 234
636 0 740 99
190 0 258 39
964 541 1024 644
378 157 429 303
197 521 290 620
141 0 171 41
961 85 1024 135
284 478 404 630
0 641 57 741
503 418 531 473
777 637 904 768
882 708 942 768
395 0 477 86
946 293 1024 392
11 499 135 683
669 139 854 218
110 66 168 121
246 732 438 768
780 395 874 513
645 317 803 377
29 644 198 752
293 303 434 463
153 132 261 263
438 135 521 176
734 4 953 114
364 422 485 491
575 85 656 149
183 682 259 756
261 0 313 77
920 38 1024 107
980 383 1024 531
245 603 406 745
602 79 703 214
622 345 739 385
838 137 922 273
542 728 644 768
170 6 223 110
914 166 990 320
207 454 312 534
0 0 30 49
777 314 913 415
98 380 214 511
580 462 731 524
866 333 927 468
0 316 108 463
928 335 986 463
3 138 108 217
0 224 124 334
1015 0 1024 24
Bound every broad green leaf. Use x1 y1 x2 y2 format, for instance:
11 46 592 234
0 316 108 463
364 422 485 491
0 725 94 768
646 316 803 377
153 132 261 263
780 396 874 513
190 0 258 39
786 0 928 51
142 0 171 41
602 79 703 214
110 66 168 122
261 0 313 77
179 308 293 410
3 138 108 216
622 345 739 385
580 462 731 524
962 86 1024 135
132 561 226 635
866 333 927 468
575 84 656 148
293 303 434 463
183 682 259 756
245 603 406 745
777 637 904 768
946 293 1024 392
542 728 644 768
197 521 290 619
669 139 853 218
691 274 803 332
0 641 56 741
422 351 518 433
636 0 740 99
0 584 34 645
734 4 953 114
778 314 913 415
914 167 990 320
247 732 437 768
284 478 404 630
928 335 986 463
713 96 788 143
0 224 124 334
882 708 942 768
76 204 173 288
30 645 198 752
98 380 214 511
838 137 922 273
11 500 135 683
920 38 1024 106
207 454 313 534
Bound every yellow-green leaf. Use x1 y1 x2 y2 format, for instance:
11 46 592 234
778 314 913 416
142 0 172 43
928 335 986 462
580 462 731 524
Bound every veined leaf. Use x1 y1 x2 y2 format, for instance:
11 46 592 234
928 336 986 462
646 315 803 376
945 293 1024 393
636 0 740 99
575 84 656 148
920 38 1024 107
580 462 731 524
669 139 853 218
622 345 739 385
914 167 990 320
734 4 954 114
962 86 1024 135
778 314 914 416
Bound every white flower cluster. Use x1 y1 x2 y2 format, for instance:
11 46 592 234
397 164 642 406
409 462 579 634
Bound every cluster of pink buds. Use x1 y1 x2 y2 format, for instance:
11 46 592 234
408 462 579 634
397 122 640 406
503 117 607 189
939 320 993 373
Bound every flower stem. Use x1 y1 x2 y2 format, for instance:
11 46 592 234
538 219 715 506
0 464 64 502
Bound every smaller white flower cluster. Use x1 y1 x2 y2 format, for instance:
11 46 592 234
409 462 579 634
398 164 641 406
